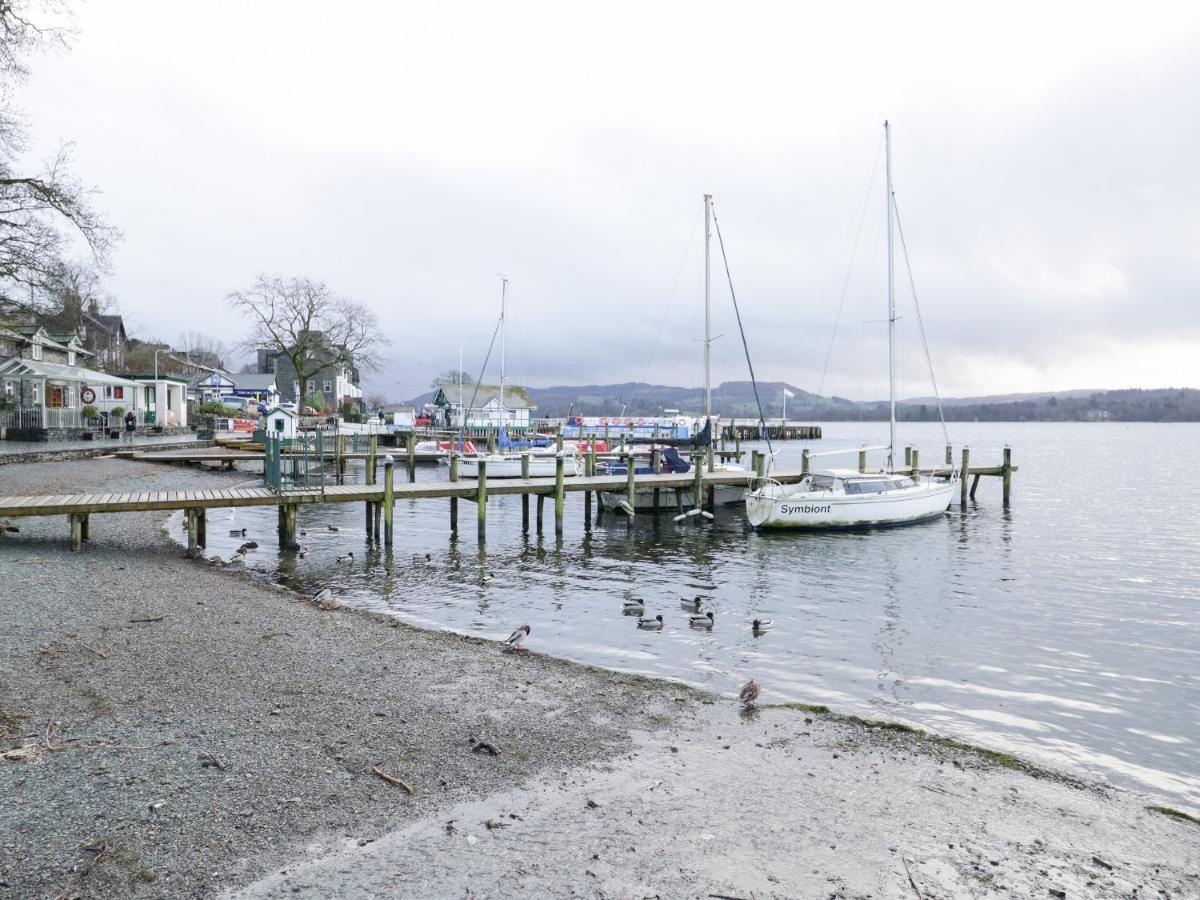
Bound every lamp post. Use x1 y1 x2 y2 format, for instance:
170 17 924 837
153 348 165 424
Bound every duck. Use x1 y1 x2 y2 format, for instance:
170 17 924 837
336 552 355 563
505 624 531 652
298 550 307 559
313 588 341 611
207 555 226 566
239 541 259 552
312 588 334 604
622 599 645 615
327 525 340 532
689 611 715 629
229 528 247 537
751 619 774 633
680 595 703 611
414 553 434 565
739 679 761 707
637 615 664 630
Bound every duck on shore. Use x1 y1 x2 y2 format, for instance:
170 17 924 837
505 624 531 652
739 679 761 707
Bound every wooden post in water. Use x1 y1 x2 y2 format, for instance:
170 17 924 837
520 453 530 533
278 505 299 551
1002 446 1012 507
603 422 609 449
406 432 416 482
555 455 565 536
911 449 920 477
367 434 377 485
383 459 395 546
945 444 952 466
449 452 459 533
373 502 381 540
365 500 374 541
692 451 703 511
625 453 636 512
536 493 544 533
734 431 741 457
960 446 970 507
487 430 497 454
650 448 661 515
801 448 810 475
858 447 867 473
475 459 486 540
904 446 912 467
185 508 198 557
755 452 766 479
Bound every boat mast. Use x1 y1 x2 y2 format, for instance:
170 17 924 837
499 277 507 430
885 121 896 472
704 193 712 425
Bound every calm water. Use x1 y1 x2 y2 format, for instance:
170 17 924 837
184 422 1200 810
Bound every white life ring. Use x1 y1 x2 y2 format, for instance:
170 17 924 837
80 387 96 404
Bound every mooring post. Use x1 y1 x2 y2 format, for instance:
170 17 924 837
755 452 766 479
450 452 459 533
197 509 206 548
367 434 377 485
406 432 416 482
383 457 395 546
651 448 661 515
373 501 381 539
692 451 703 510
911 449 920 477
904 446 912 467
487 431 497 454
555 455 565 536
603 422 610 449
734 430 741 457
79 513 90 544
365 501 374 540
278 504 298 551
998 444 1008 508
476 459 487 540
802 448 810 475
556 424 563 451
536 493 544 533
858 446 867 473
960 446 971 507
945 444 952 466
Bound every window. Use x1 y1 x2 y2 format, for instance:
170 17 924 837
31 340 42 361
323 380 332 393
68 351 76 366
31 383 39 404
112 386 124 400
3 380 12 400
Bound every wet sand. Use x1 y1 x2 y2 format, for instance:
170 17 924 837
2 458 1197 898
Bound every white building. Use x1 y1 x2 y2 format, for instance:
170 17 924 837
430 384 534 429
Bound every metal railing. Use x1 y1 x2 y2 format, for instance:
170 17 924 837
0 407 84 429
264 429 328 497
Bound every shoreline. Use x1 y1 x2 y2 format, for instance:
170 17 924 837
2 458 1197 898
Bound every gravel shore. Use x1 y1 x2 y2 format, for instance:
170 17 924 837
2 458 1198 899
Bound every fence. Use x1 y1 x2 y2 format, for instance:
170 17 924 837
0 407 84 430
264 429 328 497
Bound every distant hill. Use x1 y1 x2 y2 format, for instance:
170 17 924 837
405 383 1200 422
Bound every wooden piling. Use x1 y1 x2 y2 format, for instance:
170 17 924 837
555 455 565 536
197 509 205 547
278 505 299 551
960 447 970 507
185 508 199 557
365 501 374 540
475 459 486 539
406 432 416 482
1002 446 1012 507
801 448 810 475
367 434 377 485
383 460 394 545
904 446 912 467
373 501 381 540
449 452 459 533
536 494 544 533
970 473 981 500
625 454 636 512
911 449 920 477
651 449 661 515
858 447 867 473
692 451 703 510
70 513 84 552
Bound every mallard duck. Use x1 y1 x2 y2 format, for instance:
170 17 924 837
505 624 531 651
739 679 761 707
680 595 703 611
637 615 664 630
229 528 246 537
313 588 333 603
689 611 715 628
751 619 774 633
239 541 259 551
414 553 434 564
207 555 226 566
327 525 340 532
336 552 354 563
623 599 645 615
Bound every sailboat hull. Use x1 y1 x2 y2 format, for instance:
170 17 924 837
746 480 956 529
456 454 582 479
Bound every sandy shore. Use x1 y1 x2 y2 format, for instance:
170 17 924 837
2 458 1198 899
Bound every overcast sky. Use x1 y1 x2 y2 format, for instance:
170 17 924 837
21 1 1200 401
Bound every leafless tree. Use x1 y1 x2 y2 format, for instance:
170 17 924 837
0 1 119 319
177 331 227 370
226 275 386 403
430 369 475 388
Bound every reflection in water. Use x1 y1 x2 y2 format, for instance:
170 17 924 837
178 422 1200 811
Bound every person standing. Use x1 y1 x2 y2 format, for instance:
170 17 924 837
124 409 137 444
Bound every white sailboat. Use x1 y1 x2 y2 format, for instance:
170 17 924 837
456 278 583 480
746 122 958 529
600 193 748 512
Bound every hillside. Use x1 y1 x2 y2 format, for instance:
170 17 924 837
409 383 1200 422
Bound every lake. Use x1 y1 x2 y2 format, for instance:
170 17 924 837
185 421 1200 811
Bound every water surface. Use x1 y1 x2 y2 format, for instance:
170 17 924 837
185 422 1200 810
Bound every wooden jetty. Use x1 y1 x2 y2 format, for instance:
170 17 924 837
722 421 822 441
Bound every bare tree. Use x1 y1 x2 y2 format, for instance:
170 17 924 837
430 369 475 388
0 2 119 319
226 275 385 403
177 331 227 370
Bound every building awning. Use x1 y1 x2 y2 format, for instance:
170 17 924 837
0 358 141 388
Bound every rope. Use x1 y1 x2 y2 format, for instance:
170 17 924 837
815 131 885 410
709 202 774 464
892 196 950 448
456 312 503 452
